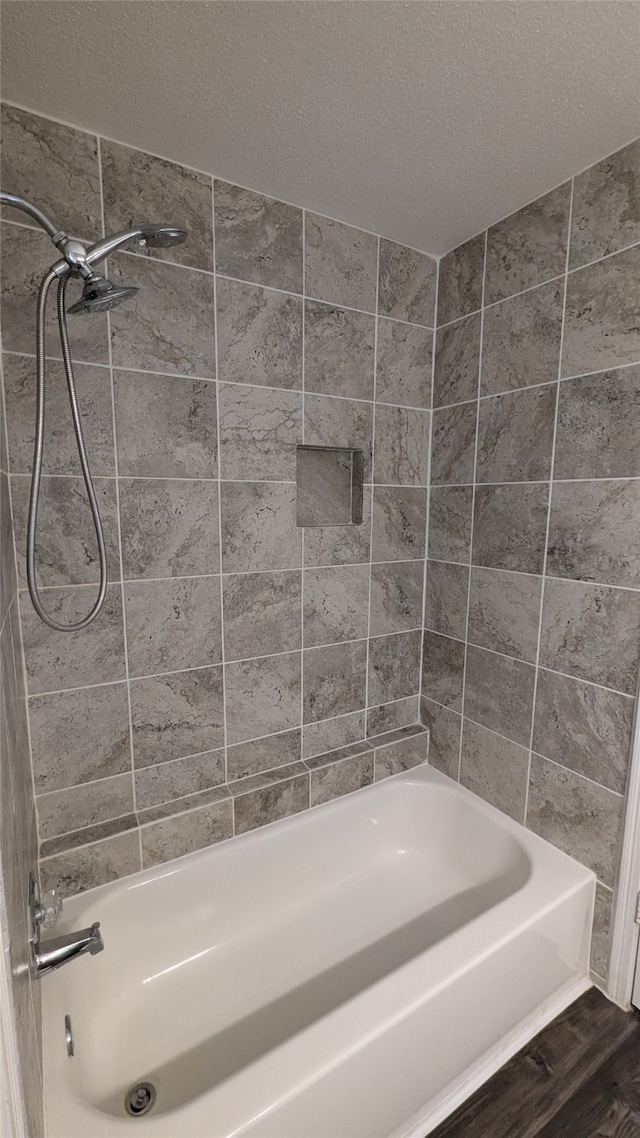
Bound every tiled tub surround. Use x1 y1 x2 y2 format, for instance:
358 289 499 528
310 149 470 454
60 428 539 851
0 360 43 1125
0 103 436 897
422 135 640 990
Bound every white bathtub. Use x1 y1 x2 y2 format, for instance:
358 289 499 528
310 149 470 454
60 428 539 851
42 765 595 1138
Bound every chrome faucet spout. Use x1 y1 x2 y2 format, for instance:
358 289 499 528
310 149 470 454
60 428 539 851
34 923 104 978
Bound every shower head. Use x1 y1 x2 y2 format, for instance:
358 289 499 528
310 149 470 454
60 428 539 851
138 224 188 249
66 274 139 315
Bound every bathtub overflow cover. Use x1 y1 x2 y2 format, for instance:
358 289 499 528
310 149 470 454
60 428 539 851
125 1082 156 1117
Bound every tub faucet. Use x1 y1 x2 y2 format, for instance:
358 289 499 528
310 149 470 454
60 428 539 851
28 873 104 978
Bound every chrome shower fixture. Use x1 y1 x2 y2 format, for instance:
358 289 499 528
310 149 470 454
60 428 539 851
0 191 187 631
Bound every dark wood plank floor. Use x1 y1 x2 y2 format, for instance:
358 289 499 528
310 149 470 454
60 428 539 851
429 987 640 1138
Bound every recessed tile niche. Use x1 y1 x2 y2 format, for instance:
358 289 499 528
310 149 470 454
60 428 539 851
296 445 364 526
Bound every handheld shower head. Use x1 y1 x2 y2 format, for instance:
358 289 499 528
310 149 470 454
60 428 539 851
66 274 139 315
138 224 188 249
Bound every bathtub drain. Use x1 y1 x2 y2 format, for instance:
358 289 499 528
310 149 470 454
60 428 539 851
125 1082 156 1116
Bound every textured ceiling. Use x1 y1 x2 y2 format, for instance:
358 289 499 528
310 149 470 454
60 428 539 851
1 1 639 256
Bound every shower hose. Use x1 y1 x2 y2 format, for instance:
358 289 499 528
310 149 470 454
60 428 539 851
27 268 108 631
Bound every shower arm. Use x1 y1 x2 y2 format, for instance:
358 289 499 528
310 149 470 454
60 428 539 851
0 190 63 241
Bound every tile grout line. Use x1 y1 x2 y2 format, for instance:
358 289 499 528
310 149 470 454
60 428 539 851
418 256 439 721
364 236 381 722
456 228 488 783
97 135 143 874
211 175 231 835
7 346 640 406
524 176 575 827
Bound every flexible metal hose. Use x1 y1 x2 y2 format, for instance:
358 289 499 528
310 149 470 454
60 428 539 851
26 270 108 631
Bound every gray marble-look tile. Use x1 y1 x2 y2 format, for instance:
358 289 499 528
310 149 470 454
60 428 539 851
101 138 213 271
135 750 226 808
0 222 109 362
468 566 541 663
430 401 477 486
437 233 485 326
141 799 233 868
570 138 640 270
476 384 556 483
305 212 377 311
485 182 571 304
302 711 366 759
424 560 469 640
428 486 473 563
368 630 421 705
125 576 222 677
378 239 437 326
3 352 114 476
367 695 419 737
304 393 373 481
227 729 301 781
554 364 640 480
0 474 14 626
460 646 535 751
421 631 465 712
303 564 369 647
11 475 120 588
234 772 309 835
473 483 549 573
130 665 224 767
36 773 134 840
527 754 624 888
40 830 141 899
433 312 481 408
303 640 367 723
547 479 640 587
539 577 640 696
420 697 461 780
373 728 429 780
218 382 301 481
371 486 426 562
138 791 227 828
214 180 302 292
591 884 614 981
305 740 372 772
465 644 536 746
460 719 529 822
220 481 300 572
375 318 432 408
21 583 125 694
304 300 375 401
225 651 301 744
119 478 219 579
562 244 640 378
533 668 632 795
216 276 302 390
223 570 301 660
114 370 218 478
1 104 101 240
40 813 137 858
370 560 424 636
309 750 374 806
303 487 371 567
28 681 131 792
373 405 429 486
481 279 564 397
109 252 215 377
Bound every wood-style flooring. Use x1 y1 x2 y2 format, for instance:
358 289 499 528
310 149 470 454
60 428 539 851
429 988 640 1138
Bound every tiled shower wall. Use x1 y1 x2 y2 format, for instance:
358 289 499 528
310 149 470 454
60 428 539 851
0 342 43 1123
0 103 434 897
421 136 640 987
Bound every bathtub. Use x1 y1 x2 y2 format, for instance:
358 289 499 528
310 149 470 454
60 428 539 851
42 765 595 1138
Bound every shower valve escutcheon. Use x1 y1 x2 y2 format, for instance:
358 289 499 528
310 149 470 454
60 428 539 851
28 873 104 979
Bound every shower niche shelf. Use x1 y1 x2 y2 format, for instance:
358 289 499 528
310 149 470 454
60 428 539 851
296 445 364 527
